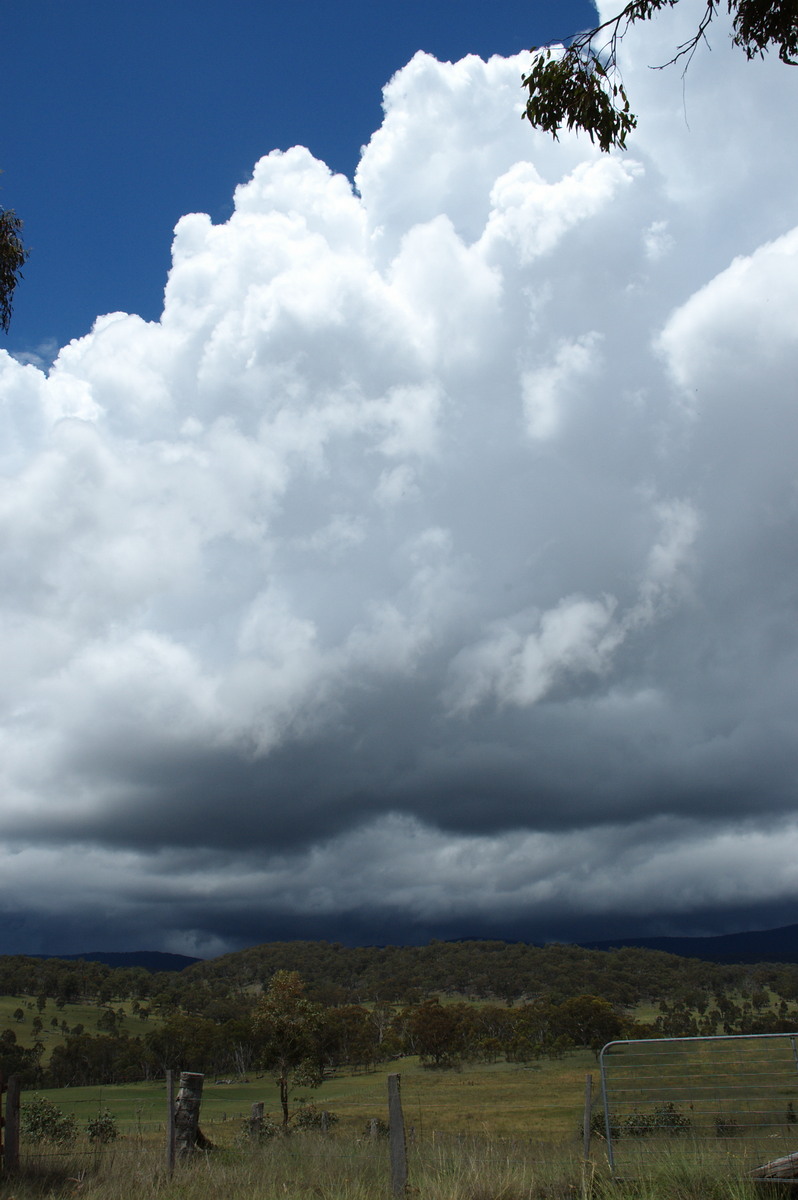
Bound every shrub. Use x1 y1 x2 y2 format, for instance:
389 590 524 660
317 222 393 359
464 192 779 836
623 1109 656 1138
237 1112 282 1143
583 1109 622 1140
22 1095 77 1146
654 1101 692 1136
622 1102 692 1138
714 1113 740 1137
293 1102 339 1131
87 1109 119 1143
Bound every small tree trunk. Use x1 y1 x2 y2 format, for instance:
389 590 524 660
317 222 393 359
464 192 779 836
279 1074 290 1125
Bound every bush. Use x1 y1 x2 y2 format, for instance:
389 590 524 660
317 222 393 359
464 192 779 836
237 1112 282 1143
714 1113 740 1138
22 1095 77 1146
583 1109 622 1140
622 1102 692 1138
623 1109 656 1138
654 1101 692 1136
87 1109 119 1143
293 1102 339 1131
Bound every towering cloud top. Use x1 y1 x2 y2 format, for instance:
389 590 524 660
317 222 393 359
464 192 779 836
2 7 798 954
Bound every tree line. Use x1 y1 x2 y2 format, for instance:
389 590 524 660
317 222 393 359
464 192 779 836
4 964 798 1097
7 940 798 1014
6 938 798 1018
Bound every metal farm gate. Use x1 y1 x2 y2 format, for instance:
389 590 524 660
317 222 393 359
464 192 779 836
599 1033 798 1180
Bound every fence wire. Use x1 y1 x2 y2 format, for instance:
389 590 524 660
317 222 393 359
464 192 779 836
12 1069 589 1173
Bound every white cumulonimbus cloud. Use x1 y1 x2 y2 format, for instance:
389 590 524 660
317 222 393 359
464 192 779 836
1 0 798 953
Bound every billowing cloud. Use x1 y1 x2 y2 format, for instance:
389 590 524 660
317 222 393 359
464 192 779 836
2 1 798 954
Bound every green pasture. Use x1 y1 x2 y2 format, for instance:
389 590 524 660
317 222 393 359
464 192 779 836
18 1050 598 1145
8 1044 798 1200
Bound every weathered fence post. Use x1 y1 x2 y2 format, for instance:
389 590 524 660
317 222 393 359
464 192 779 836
582 1073 593 1200
582 1073 593 1162
174 1071 205 1158
387 1073 408 1197
320 1110 329 1134
369 1117 379 1140
4 1076 20 1173
165 1070 176 1175
249 1101 264 1140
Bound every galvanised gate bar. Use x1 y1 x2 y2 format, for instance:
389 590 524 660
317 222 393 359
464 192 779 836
599 1033 798 1180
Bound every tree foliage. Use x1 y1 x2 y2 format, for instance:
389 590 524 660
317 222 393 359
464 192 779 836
22 1095 77 1146
0 206 28 333
523 0 798 151
252 970 325 1125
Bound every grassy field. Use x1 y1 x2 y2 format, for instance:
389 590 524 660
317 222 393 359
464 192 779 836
0 993 154 1056
4 989 798 1198
0 1128 779 1200
5 1047 797 1198
15 1050 599 1143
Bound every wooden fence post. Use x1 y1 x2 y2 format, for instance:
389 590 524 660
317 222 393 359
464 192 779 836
165 1070 176 1175
174 1071 205 1158
249 1101 264 1140
387 1073 408 1197
582 1073 593 1200
582 1073 593 1162
4 1076 19 1174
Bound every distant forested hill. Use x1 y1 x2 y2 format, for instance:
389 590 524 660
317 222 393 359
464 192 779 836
34 951 201 972
178 937 798 1007
5 929 798 1014
579 924 798 965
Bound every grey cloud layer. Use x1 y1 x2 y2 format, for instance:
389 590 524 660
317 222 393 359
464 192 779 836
2 3 798 953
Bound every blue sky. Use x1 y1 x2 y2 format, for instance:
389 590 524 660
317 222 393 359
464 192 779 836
3 0 595 358
1 1 798 957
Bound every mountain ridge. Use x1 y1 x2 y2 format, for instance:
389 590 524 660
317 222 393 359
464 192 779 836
32 950 202 972
578 923 798 964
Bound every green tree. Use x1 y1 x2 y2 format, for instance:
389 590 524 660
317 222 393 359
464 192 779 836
96 1007 119 1034
524 0 798 152
0 204 28 333
321 1004 378 1070
48 1032 150 1087
405 998 468 1067
0 1029 41 1086
553 994 626 1054
251 971 324 1126
144 1013 219 1074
